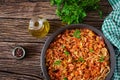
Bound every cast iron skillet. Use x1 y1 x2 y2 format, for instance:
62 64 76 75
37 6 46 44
41 24 116 80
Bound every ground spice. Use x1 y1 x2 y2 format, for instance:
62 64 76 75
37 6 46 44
14 48 24 57
12 46 25 59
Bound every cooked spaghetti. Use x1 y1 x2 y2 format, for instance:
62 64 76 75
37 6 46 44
46 28 110 80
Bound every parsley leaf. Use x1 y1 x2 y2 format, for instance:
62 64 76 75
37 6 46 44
99 10 103 19
54 60 61 65
64 50 70 56
62 45 65 49
63 77 68 80
73 29 81 38
90 48 94 52
78 57 85 62
99 56 104 62
50 0 101 24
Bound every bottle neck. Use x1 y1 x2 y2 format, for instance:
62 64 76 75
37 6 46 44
29 17 46 30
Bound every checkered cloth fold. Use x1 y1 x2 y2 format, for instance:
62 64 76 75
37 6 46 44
102 0 120 79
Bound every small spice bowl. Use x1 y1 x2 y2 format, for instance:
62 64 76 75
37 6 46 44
12 46 26 60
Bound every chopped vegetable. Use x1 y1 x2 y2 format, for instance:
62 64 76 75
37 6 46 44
90 48 94 52
78 57 85 62
63 77 68 80
62 45 65 49
99 56 104 62
73 29 81 38
54 60 61 65
50 0 101 24
99 10 103 18
64 50 70 56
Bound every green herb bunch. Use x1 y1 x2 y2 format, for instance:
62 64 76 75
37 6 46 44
50 0 101 24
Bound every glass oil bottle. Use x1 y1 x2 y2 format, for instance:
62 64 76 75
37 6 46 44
28 16 50 38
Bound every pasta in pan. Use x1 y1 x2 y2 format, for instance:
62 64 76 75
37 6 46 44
46 29 110 80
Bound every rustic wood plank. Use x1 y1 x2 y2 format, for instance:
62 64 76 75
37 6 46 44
0 2 58 19
0 72 43 80
0 42 44 80
0 0 49 4
0 18 64 42
0 1 112 19
0 42 43 58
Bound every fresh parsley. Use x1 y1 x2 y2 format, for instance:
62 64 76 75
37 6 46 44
99 56 104 62
50 0 101 24
90 48 94 52
54 60 61 65
62 45 65 49
63 77 68 80
73 29 81 38
64 50 70 56
78 57 85 62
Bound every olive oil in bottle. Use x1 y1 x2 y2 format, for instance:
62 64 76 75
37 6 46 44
28 16 50 38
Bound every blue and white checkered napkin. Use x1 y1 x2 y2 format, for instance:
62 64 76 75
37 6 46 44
102 0 120 79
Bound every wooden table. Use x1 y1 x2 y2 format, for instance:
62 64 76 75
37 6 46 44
0 0 112 80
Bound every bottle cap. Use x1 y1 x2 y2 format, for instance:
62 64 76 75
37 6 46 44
29 16 45 30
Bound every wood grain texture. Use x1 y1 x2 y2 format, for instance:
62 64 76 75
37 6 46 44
0 42 44 80
0 0 112 80
0 2 58 19
0 0 112 19
0 18 64 42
